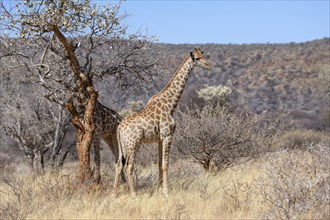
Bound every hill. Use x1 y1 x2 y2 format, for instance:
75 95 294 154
97 38 330 129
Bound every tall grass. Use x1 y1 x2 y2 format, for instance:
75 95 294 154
0 159 264 219
0 131 328 219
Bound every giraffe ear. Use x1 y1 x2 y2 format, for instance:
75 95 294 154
201 50 204 55
190 51 195 62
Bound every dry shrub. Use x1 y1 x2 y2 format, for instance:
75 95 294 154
0 175 37 220
0 167 82 220
174 105 278 171
150 202 190 220
258 143 330 219
221 181 254 213
275 129 329 151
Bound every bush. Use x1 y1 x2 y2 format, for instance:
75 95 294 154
174 105 276 171
258 143 330 219
0 168 80 220
275 129 329 151
196 84 232 107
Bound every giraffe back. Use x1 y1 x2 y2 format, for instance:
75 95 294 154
94 102 121 136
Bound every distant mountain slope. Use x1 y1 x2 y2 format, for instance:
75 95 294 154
97 38 329 129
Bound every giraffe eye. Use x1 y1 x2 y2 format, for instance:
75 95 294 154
195 57 201 61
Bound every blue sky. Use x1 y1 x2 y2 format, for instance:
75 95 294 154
2 0 329 44
118 0 330 44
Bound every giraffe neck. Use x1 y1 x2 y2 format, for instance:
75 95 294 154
157 55 194 110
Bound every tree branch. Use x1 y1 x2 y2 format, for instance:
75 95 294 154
64 97 85 134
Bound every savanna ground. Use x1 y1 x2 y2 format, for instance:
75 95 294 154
1 52 329 219
1 130 329 220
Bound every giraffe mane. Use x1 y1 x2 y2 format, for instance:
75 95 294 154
158 54 191 95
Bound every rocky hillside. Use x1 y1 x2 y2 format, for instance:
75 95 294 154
97 38 329 129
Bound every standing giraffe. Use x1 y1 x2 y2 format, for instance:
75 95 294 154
89 101 124 183
114 48 210 196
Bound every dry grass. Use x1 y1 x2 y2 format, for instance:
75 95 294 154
0 144 328 219
275 129 330 150
0 159 263 219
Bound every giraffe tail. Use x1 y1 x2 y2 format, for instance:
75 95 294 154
114 127 126 187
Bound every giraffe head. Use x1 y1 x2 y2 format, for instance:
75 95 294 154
190 48 210 70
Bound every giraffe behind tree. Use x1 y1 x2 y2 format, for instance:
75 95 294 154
91 101 124 183
114 48 210 197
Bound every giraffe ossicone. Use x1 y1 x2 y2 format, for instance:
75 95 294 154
113 48 210 196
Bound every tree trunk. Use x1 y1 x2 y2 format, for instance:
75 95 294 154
79 85 97 183
27 154 34 171
52 24 97 184
31 148 45 175
57 149 69 168
65 86 97 183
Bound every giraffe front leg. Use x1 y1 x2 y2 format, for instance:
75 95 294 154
93 136 101 184
113 153 123 192
161 135 173 197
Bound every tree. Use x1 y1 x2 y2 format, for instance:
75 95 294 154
196 84 232 107
0 78 71 173
0 0 161 183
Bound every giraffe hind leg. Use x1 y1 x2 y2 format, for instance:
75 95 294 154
103 134 126 183
158 140 163 187
113 152 123 192
125 147 137 197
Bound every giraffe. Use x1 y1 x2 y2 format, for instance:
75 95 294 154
114 48 210 196
88 101 125 183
